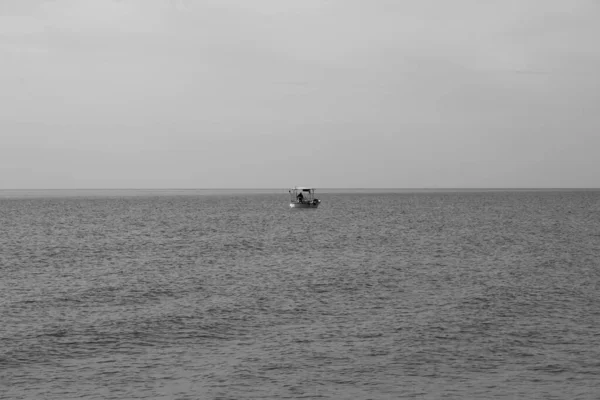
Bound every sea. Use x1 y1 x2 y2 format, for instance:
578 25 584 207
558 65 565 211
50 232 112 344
1 189 599 399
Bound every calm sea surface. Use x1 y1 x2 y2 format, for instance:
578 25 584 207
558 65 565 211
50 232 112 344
1 190 599 399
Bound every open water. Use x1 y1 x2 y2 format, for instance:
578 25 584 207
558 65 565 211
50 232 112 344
1 190 599 399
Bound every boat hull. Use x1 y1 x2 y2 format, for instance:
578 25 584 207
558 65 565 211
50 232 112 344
290 201 319 208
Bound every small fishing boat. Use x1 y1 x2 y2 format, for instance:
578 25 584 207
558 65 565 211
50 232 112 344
289 187 320 208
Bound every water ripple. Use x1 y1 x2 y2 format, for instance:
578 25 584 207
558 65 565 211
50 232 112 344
1 191 599 399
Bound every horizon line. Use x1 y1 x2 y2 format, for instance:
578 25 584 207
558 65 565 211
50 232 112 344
1 187 599 191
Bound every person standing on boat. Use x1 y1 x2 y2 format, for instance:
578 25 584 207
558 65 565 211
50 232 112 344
297 192 304 203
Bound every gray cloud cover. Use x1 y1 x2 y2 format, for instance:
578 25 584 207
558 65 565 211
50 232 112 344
1 0 599 188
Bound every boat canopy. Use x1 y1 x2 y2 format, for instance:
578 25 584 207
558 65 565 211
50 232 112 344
291 187 315 192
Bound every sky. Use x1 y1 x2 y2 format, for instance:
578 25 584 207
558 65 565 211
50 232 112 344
1 0 599 188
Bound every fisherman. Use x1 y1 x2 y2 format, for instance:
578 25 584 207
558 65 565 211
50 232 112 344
297 192 304 203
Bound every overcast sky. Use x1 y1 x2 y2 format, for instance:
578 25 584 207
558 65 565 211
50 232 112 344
1 0 599 188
